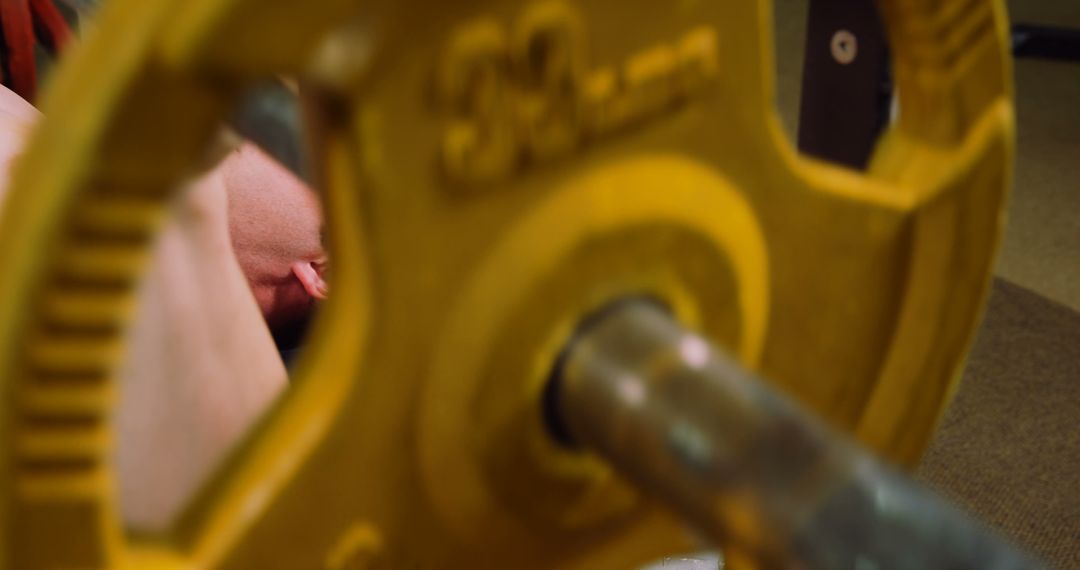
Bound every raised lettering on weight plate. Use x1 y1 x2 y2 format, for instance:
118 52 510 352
433 1 719 188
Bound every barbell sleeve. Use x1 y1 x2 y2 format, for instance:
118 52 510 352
548 300 1043 569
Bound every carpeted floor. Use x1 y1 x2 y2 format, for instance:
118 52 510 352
918 278 1080 568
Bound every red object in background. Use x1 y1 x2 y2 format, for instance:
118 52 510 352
0 0 73 102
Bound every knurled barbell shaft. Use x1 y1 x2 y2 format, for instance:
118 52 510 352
547 300 1042 569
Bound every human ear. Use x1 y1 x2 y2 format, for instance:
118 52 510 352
291 260 328 300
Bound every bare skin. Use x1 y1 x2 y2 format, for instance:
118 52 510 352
0 86 295 531
222 142 328 331
115 167 288 530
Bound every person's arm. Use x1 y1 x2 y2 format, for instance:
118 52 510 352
114 167 288 531
0 83 288 531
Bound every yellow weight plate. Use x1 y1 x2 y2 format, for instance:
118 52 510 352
0 0 1012 568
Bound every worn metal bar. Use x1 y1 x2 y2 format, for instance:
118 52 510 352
548 301 1042 569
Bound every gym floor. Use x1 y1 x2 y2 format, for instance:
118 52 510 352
774 2 1080 567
